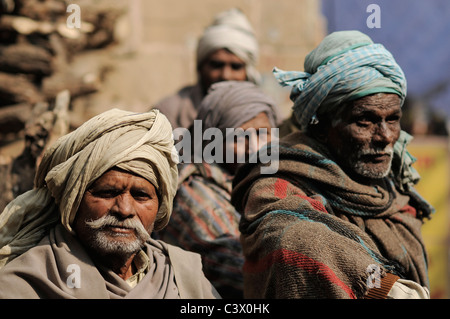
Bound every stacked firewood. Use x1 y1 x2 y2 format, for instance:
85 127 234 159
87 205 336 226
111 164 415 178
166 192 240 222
0 0 125 210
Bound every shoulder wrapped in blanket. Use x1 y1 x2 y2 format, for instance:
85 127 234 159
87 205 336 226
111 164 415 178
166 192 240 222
231 132 432 299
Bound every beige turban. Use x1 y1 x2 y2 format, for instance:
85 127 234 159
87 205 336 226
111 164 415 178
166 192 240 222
196 8 260 83
0 109 178 268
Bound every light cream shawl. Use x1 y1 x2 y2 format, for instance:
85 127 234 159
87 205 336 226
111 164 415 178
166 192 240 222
0 224 220 298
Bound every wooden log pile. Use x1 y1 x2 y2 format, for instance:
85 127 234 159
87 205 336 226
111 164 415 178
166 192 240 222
0 0 126 210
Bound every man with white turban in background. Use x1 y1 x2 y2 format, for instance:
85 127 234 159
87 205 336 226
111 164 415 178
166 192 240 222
0 109 220 299
152 8 260 129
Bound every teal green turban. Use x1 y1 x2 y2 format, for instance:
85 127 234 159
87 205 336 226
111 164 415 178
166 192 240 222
274 30 407 131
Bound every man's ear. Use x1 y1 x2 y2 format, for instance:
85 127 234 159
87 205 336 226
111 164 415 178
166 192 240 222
315 129 328 143
308 116 330 144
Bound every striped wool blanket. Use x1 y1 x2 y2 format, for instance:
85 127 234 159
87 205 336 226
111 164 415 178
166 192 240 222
231 132 433 298
157 162 243 299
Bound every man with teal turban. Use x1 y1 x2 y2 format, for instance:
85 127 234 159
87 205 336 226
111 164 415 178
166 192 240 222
231 31 434 299
277 30 406 132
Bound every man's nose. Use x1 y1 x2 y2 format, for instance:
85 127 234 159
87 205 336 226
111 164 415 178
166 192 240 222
219 65 233 80
373 121 396 146
112 194 136 218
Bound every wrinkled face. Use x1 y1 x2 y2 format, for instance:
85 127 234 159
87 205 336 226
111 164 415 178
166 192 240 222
325 93 402 180
73 168 159 257
199 48 247 93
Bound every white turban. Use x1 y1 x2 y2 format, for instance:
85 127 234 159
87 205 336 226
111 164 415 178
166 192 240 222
0 109 179 268
196 8 260 83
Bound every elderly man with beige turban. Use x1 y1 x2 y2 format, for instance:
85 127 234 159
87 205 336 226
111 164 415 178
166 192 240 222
0 109 220 299
153 8 260 129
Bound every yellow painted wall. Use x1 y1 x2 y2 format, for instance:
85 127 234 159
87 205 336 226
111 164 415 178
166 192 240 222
409 137 449 299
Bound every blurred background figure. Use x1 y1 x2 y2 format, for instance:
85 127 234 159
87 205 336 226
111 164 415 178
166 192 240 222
155 81 281 298
151 8 260 129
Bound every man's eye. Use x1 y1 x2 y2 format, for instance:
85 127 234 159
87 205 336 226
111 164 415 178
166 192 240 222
92 190 118 198
231 63 245 70
132 191 151 200
387 115 401 124
208 61 224 69
356 118 371 126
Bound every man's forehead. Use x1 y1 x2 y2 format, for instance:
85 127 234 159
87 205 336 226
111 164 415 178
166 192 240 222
349 93 402 113
207 48 245 63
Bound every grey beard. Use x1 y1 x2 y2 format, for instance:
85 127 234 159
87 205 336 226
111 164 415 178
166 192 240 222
353 157 393 179
352 147 394 179
84 215 152 256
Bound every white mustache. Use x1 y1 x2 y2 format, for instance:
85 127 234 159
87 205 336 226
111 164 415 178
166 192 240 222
359 146 394 157
85 215 151 240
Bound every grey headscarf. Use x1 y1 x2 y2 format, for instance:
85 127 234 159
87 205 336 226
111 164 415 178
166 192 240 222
196 81 280 132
